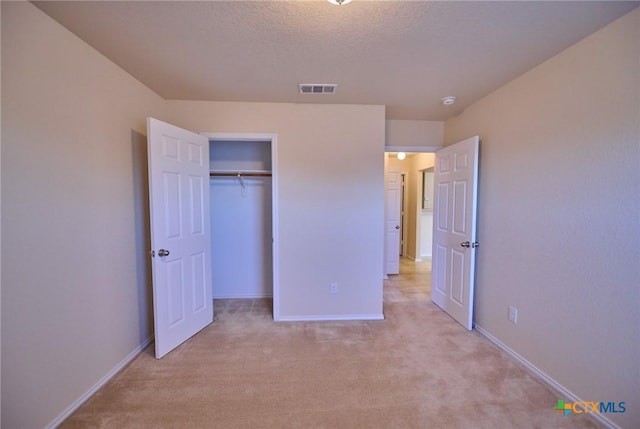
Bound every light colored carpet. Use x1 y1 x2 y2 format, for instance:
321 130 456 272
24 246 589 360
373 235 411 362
61 259 600 428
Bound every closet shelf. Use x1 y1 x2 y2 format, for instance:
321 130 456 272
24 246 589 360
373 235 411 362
210 170 272 177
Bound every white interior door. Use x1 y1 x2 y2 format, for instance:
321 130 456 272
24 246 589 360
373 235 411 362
431 136 479 330
385 169 401 275
147 117 213 358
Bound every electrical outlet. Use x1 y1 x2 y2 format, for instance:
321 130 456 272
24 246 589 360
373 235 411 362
508 306 518 324
330 282 338 295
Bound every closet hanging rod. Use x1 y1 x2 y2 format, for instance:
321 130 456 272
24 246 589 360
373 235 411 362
210 172 272 177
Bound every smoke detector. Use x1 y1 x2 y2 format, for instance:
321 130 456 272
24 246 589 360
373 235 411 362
299 84 337 94
441 96 456 106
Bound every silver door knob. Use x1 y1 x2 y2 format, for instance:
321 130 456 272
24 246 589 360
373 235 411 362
395 225 400 230
158 249 170 257
460 241 470 248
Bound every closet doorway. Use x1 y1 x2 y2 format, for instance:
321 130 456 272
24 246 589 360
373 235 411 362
204 133 279 316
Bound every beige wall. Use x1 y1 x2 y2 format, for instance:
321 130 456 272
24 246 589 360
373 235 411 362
0 3 3 425
166 101 386 319
1 3 166 427
445 9 639 429
0 3 2 426
385 119 443 149
407 154 435 261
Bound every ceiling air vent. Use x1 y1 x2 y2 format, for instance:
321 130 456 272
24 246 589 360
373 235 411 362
299 84 337 94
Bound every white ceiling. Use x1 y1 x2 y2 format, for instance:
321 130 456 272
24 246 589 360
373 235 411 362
33 1 639 120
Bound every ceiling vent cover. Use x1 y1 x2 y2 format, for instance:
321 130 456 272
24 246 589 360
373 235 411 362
299 84 337 94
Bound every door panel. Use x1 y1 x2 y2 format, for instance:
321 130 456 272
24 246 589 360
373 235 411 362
191 252 207 311
453 180 467 235
436 182 449 230
148 118 213 358
451 249 465 305
189 175 205 234
163 172 182 239
431 136 479 330
434 244 447 294
166 259 185 326
385 170 401 275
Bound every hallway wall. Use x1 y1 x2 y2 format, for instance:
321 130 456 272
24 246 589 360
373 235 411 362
407 154 435 261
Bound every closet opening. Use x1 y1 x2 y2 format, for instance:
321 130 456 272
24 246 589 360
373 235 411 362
204 133 279 320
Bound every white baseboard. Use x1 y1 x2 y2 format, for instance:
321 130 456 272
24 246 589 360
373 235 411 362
46 335 154 429
276 314 384 322
213 293 273 299
405 255 431 262
473 324 622 429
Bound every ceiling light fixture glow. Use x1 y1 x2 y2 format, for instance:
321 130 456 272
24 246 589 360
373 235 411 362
441 96 456 106
328 0 352 5
397 152 406 160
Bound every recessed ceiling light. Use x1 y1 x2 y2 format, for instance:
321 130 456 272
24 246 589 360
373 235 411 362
328 0 352 5
397 152 406 160
441 96 456 106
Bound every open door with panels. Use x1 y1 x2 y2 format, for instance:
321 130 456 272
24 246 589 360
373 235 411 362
431 136 479 330
147 118 213 358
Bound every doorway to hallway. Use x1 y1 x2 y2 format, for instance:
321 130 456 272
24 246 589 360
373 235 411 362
383 257 431 303
384 152 435 276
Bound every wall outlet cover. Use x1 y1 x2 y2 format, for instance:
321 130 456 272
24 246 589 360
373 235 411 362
330 283 338 295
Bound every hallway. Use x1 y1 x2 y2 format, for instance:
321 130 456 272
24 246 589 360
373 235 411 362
383 257 431 303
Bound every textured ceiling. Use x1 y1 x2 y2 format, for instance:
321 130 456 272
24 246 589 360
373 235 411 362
33 1 639 120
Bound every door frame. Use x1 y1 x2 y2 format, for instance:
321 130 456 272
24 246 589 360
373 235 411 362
202 132 280 320
400 172 407 257
384 146 440 270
